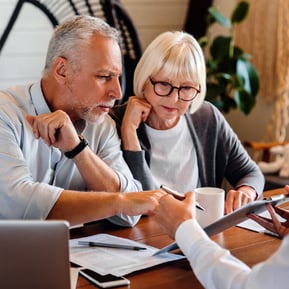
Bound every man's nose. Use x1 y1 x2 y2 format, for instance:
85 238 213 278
112 77 123 100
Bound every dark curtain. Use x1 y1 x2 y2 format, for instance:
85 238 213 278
183 0 213 39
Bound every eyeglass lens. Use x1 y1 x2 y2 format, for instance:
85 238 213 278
150 78 199 101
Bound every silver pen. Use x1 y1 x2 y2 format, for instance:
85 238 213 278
160 185 205 211
78 241 147 251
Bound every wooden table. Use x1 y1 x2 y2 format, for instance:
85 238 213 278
71 188 288 289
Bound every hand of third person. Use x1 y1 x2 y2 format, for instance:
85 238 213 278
154 192 195 239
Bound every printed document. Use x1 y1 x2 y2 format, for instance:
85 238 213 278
69 233 184 276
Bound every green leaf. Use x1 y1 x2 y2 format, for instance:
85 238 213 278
217 59 237 74
222 96 237 113
232 46 245 59
206 12 217 27
214 73 231 81
229 74 243 89
236 59 259 96
198 36 208 48
235 89 256 115
205 83 225 102
231 1 249 24
210 36 231 60
208 7 231 28
246 62 259 96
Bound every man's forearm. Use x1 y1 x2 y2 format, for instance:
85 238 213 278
72 146 120 191
47 190 121 226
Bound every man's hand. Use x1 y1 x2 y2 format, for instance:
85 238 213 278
225 186 257 214
120 190 166 216
248 204 289 238
153 192 195 239
26 110 79 151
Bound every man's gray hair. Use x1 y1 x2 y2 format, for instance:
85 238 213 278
43 15 120 74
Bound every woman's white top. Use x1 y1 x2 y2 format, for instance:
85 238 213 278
145 116 199 193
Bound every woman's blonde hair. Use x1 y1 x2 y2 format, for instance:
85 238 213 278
133 31 206 113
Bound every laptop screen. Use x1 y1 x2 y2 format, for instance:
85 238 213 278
0 220 71 289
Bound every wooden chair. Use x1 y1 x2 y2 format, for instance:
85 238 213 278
244 140 289 190
0 0 142 102
244 140 289 162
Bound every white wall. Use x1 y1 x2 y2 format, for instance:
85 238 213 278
0 0 53 88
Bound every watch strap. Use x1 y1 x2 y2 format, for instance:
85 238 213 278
64 135 88 159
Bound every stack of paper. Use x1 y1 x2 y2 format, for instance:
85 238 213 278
69 233 185 276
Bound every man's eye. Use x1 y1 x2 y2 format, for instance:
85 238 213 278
98 75 112 80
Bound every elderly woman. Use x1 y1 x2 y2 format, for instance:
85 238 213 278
110 31 264 214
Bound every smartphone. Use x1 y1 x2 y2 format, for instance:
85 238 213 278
79 268 130 288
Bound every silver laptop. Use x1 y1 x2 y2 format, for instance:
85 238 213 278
0 220 71 289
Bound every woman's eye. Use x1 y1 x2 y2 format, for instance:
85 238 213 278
159 82 171 88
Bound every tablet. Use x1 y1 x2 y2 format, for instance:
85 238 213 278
154 197 289 255
204 197 289 236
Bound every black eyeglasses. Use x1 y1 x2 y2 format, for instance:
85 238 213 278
149 77 200 102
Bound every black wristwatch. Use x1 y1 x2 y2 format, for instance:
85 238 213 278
64 135 88 159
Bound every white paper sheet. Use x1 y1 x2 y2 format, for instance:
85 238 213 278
70 267 81 289
69 233 184 277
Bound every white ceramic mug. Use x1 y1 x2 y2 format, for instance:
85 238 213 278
195 187 225 228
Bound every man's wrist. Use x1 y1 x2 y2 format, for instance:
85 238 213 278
176 219 209 256
64 135 88 159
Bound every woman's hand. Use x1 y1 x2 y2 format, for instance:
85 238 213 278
225 186 257 214
121 96 152 150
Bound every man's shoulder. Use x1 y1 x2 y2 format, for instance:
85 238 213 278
85 114 117 135
0 83 33 106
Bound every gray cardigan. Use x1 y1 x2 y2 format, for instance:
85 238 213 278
110 101 265 197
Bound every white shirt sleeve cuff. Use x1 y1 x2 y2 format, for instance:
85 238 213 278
175 219 210 256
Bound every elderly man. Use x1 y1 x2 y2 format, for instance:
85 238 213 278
0 15 164 227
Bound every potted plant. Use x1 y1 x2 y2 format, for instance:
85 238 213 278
199 1 259 115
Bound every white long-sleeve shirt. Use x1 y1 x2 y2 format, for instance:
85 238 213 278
176 219 289 289
0 82 142 226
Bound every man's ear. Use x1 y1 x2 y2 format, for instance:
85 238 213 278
53 56 68 83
